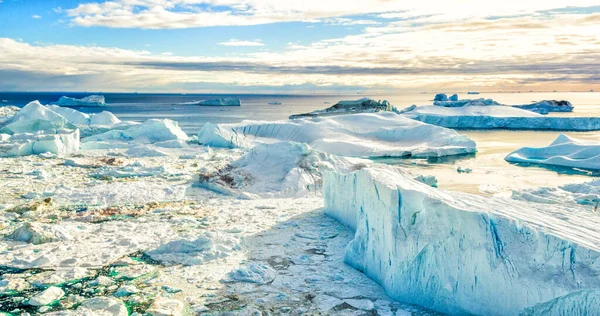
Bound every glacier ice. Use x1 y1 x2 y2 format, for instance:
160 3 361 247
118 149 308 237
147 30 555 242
513 100 574 114
506 134 600 170
55 95 106 107
403 105 600 130
324 167 600 315
197 112 476 158
289 97 393 119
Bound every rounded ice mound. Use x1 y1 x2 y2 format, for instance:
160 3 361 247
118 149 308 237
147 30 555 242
90 111 121 125
55 95 105 107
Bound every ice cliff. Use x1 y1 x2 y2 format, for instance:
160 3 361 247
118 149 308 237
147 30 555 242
55 95 106 107
506 134 600 170
198 112 476 158
289 98 393 119
324 167 600 315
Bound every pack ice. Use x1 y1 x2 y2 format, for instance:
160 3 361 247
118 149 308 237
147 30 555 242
324 167 600 315
289 97 394 119
55 95 105 107
198 112 476 158
403 105 600 130
506 134 600 170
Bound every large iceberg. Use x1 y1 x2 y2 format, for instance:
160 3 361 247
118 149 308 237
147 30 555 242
324 167 600 315
513 100 574 114
55 95 106 107
82 118 189 149
403 105 600 130
191 97 241 106
506 134 600 170
197 112 476 158
289 98 393 119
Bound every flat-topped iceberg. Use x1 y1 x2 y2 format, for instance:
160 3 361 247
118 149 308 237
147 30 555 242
513 100 574 114
193 97 241 106
403 105 600 130
324 167 600 315
55 95 105 107
198 112 476 158
289 98 393 119
506 134 600 170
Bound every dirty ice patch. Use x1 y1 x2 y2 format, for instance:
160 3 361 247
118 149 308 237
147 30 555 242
198 112 476 158
506 134 600 171
197 141 370 198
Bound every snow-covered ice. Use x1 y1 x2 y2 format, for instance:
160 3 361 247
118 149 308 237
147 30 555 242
289 97 393 119
55 95 106 107
403 105 600 130
198 112 476 158
324 167 600 315
506 134 600 170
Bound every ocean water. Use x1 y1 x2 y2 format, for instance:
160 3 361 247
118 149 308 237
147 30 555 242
1 91 599 194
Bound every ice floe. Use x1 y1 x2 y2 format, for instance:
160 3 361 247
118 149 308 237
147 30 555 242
55 95 106 107
289 97 393 119
198 112 476 158
403 105 600 130
506 134 600 170
324 167 600 315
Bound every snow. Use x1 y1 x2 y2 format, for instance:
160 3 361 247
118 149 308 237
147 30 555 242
513 100 574 114
403 105 600 130
194 97 241 106
289 97 392 119
198 112 476 158
324 167 600 315
506 134 600 170
55 95 106 107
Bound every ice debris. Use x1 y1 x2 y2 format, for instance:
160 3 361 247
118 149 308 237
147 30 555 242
223 263 277 284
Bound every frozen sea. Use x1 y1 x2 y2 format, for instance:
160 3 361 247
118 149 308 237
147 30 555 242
1 91 599 194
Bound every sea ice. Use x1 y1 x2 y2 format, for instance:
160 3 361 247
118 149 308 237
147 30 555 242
506 134 600 170
55 95 106 107
198 112 476 158
289 97 393 119
324 167 600 315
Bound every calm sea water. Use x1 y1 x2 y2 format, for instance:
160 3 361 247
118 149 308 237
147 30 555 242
1 91 599 194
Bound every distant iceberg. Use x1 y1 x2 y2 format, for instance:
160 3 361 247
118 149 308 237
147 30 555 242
402 105 600 131
506 134 600 170
467 91 480 94
268 101 282 105
55 95 105 107
198 112 476 158
512 100 574 114
324 167 600 315
289 98 393 119
193 97 241 106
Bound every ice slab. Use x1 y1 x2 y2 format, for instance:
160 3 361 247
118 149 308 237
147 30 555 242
324 167 600 315
403 105 600 130
198 112 476 158
55 95 105 107
506 134 600 170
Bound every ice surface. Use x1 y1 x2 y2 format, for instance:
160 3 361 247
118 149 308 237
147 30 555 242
403 105 600 130
289 98 393 119
186 97 241 106
198 112 476 158
55 95 105 107
506 134 600 170
324 167 600 315
513 100 574 114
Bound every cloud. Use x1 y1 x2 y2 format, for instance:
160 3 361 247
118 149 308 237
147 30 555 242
218 39 265 47
32 15 42 19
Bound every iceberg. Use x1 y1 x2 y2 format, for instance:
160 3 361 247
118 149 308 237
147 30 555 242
0 101 76 134
434 98 499 107
0 129 80 157
198 112 476 158
0 105 20 125
403 105 600 130
289 98 393 119
268 101 282 105
55 95 106 107
324 167 600 315
433 93 448 101
513 100 574 114
506 134 600 170
82 119 188 148
195 97 241 106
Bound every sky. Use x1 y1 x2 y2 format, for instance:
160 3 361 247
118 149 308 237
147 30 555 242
0 0 599 93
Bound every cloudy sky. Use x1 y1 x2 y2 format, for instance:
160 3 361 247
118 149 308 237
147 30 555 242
0 0 599 93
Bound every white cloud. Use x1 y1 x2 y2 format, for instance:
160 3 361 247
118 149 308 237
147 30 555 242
32 15 42 19
218 39 265 47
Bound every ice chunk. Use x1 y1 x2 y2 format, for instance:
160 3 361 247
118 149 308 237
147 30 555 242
0 129 80 157
506 134 600 170
513 100 574 114
448 94 458 101
223 263 277 284
433 98 499 107
189 97 241 106
6 222 72 245
27 286 64 306
77 297 128 315
0 105 20 125
146 297 185 316
198 112 476 158
403 105 600 130
0 101 75 134
83 119 188 144
324 168 600 315
289 98 393 119
55 95 105 107
433 93 448 101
